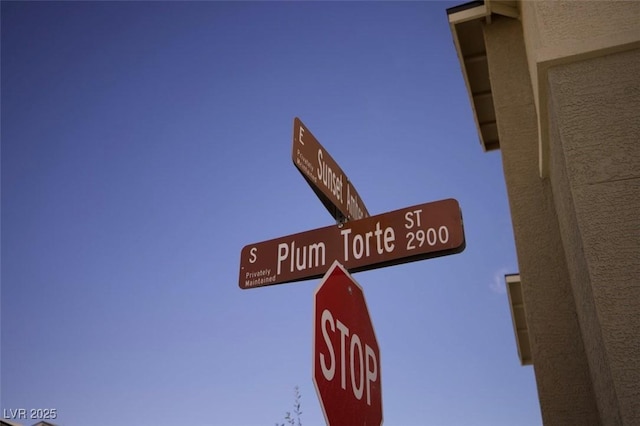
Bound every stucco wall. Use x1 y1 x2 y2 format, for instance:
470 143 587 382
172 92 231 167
520 0 640 112
483 15 600 425
547 48 640 425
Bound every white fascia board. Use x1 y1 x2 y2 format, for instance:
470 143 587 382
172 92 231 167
448 4 489 25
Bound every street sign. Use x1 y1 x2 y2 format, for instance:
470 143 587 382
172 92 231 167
313 261 382 426
239 198 465 289
293 117 369 222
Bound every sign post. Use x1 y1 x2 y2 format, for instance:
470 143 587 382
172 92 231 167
239 198 465 289
313 261 383 425
293 117 369 223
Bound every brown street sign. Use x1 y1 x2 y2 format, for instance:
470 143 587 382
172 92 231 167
239 198 465 289
292 117 369 223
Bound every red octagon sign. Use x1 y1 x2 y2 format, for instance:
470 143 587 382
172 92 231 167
313 261 383 425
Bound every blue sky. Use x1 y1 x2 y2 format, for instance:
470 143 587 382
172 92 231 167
1 1 541 425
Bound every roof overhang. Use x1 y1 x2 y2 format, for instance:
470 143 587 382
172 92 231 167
505 273 532 366
447 1 519 152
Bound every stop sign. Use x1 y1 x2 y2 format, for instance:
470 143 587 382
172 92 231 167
313 260 383 425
